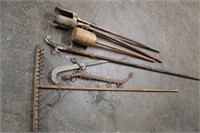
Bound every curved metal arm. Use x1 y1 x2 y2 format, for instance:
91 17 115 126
51 63 86 84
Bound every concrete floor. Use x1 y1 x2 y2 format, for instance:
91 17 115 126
1 0 199 132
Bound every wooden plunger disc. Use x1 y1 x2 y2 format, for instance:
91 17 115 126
71 27 97 47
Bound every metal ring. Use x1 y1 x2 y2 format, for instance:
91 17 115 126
70 58 77 64
106 83 112 88
70 77 77 82
80 65 86 71
117 83 124 88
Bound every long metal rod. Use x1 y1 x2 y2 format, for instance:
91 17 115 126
96 40 155 62
62 46 199 81
39 85 177 92
80 25 162 63
78 18 160 53
45 37 199 81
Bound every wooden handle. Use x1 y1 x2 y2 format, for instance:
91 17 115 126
71 27 97 47
71 28 155 62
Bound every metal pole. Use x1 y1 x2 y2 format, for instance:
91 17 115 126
78 18 160 53
45 36 200 81
39 85 178 92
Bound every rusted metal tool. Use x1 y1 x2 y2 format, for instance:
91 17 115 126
71 27 158 62
33 45 178 132
53 7 159 53
33 46 74 132
63 72 134 88
77 26 162 63
51 58 108 84
54 15 161 63
45 36 200 81
33 45 43 132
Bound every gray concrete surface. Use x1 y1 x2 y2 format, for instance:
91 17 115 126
1 0 199 132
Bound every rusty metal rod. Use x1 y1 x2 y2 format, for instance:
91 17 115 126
80 25 162 63
97 41 155 62
45 36 200 81
78 18 160 53
72 27 156 62
38 85 178 92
